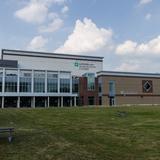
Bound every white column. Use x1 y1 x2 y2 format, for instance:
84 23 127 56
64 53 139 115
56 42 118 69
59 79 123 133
31 70 34 93
70 74 72 94
58 71 60 94
2 69 5 109
17 97 20 108
70 97 72 107
74 96 77 107
2 96 4 109
45 70 47 93
32 97 35 108
58 97 60 107
47 97 50 108
17 69 20 93
44 97 47 108
2 68 5 93
61 96 63 107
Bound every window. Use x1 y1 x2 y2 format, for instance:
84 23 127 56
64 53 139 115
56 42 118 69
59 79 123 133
72 77 79 93
98 77 102 93
20 70 32 92
34 71 45 93
60 78 70 93
83 73 95 91
5 69 18 92
47 72 58 93
87 73 95 91
109 81 115 97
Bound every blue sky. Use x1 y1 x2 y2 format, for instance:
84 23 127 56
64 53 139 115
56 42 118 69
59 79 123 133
0 0 160 72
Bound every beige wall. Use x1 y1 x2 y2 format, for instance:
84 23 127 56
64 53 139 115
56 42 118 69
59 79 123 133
100 76 160 105
116 96 160 105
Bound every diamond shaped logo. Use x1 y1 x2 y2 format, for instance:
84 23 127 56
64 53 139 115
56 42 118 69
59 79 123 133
143 81 151 92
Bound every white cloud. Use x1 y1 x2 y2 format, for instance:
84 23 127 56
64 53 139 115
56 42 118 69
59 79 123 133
15 0 68 24
39 18 63 33
55 18 113 54
145 13 152 20
116 40 137 55
15 1 48 24
116 36 160 56
114 63 140 72
27 35 48 50
61 6 69 14
48 12 59 20
53 0 67 5
139 0 153 5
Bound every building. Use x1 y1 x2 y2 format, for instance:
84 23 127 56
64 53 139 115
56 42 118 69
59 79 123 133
0 49 103 108
1 49 160 108
97 71 160 106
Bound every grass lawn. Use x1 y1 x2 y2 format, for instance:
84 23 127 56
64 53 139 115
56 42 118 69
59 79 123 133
0 106 160 160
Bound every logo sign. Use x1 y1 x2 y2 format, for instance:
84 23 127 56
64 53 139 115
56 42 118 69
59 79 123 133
142 80 153 93
74 61 96 70
74 62 79 67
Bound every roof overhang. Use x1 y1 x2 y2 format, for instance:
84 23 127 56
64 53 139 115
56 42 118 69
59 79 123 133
97 71 160 78
2 49 104 62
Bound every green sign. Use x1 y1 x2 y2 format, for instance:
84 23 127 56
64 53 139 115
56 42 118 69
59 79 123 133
74 62 79 67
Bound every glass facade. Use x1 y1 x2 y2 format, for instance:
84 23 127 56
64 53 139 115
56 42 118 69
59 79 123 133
60 78 70 93
0 68 79 108
72 76 79 93
20 70 32 92
47 72 58 92
86 73 95 91
0 69 74 94
5 69 18 92
34 71 45 93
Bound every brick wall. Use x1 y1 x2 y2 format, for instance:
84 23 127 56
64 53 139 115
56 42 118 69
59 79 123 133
78 77 99 106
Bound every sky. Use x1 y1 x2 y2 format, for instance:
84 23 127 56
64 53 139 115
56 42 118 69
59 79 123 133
0 0 160 73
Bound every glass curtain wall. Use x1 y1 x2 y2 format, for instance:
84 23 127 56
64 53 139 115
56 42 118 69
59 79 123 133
20 70 32 92
5 69 18 92
34 71 45 93
83 73 95 91
60 79 70 93
72 76 79 93
47 72 58 92
60 72 70 93
1 69 73 94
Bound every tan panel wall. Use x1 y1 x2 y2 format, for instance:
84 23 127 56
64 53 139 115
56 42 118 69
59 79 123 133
102 95 109 106
116 96 160 105
100 76 160 105
101 76 160 95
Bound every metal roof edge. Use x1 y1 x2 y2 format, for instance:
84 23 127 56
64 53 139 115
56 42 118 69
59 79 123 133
2 49 104 60
97 70 160 78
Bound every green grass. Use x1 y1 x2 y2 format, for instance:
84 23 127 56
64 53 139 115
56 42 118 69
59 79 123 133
0 106 160 160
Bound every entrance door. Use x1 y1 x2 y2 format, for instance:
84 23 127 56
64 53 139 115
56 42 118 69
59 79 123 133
109 97 115 106
88 96 95 105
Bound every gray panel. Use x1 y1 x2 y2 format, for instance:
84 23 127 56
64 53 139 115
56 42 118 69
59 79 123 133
0 60 18 68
